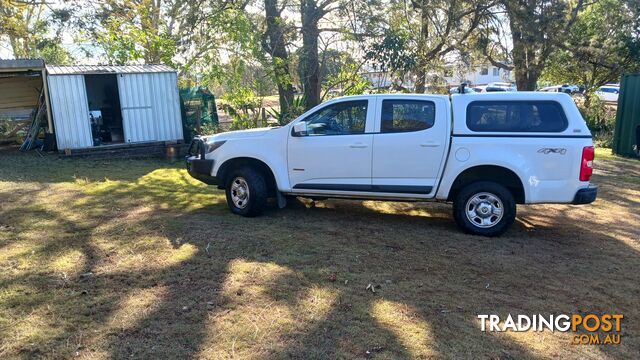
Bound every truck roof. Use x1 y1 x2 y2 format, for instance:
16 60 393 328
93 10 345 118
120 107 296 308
328 92 574 102
451 91 574 101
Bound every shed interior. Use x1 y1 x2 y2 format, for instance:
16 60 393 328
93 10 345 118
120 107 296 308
0 71 44 146
0 59 57 150
84 74 124 146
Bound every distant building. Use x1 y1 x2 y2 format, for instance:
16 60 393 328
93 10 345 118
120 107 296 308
360 63 515 91
361 69 415 90
444 64 515 86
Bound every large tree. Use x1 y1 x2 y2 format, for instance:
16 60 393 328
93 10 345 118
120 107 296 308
542 0 640 100
262 0 296 120
411 0 494 93
365 0 494 93
75 0 254 70
501 0 585 90
293 0 382 109
0 0 72 63
74 0 187 65
298 0 337 108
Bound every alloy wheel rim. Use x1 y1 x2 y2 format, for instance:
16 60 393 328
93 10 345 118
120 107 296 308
465 192 504 228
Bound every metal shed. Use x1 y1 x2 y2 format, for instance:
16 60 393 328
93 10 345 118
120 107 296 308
612 74 640 157
46 64 183 150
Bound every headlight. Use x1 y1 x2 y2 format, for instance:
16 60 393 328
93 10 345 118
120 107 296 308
206 140 226 153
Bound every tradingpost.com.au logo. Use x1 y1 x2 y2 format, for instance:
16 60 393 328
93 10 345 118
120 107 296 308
478 314 624 345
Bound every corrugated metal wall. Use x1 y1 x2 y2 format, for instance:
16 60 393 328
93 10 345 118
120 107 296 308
118 73 156 143
117 72 183 144
48 70 183 150
48 75 93 149
151 72 183 141
613 74 640 157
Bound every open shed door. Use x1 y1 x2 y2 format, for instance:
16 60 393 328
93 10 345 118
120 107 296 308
118 73 156 143
151 72 183 141
48 75 93 149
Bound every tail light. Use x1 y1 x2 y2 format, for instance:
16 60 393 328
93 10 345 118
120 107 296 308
580 146 594 181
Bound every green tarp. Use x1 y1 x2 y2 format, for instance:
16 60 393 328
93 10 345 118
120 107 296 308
180 87 219 141
612 74 640 157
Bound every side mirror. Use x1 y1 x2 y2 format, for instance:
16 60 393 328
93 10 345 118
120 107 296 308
292 122 308 137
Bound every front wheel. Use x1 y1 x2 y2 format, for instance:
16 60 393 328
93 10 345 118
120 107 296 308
453 181 516 237
225 167 267 217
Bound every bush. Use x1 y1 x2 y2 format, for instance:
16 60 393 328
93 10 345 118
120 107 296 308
578 95 617 148
221 88 264 130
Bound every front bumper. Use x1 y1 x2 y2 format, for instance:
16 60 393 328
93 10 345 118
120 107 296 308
186 137 219 185
186 157 218 185
572 185 598 205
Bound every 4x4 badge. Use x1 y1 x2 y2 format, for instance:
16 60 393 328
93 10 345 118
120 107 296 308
538 148 567 155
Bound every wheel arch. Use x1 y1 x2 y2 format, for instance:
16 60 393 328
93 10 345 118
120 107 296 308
447 165 526 204
217 157 278 195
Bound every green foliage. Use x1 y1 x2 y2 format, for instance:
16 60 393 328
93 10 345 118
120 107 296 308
365 28 415 77
325 64 371 97
541 0 640 91
83 0 177 65
221 87 264 130
0 2 73 63
200 122 222 135
578 96 617 148
266 96 306 125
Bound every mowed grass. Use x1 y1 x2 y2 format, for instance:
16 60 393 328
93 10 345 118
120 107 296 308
0 148 638 359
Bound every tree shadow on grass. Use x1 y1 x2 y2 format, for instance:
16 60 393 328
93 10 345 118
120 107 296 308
1 162 639 359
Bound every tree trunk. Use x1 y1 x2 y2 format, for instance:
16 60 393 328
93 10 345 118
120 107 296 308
300 0 321 110
264 0 295 122
413 0 429 93
503 0 586 91
513 62 540 91
509 20 541 91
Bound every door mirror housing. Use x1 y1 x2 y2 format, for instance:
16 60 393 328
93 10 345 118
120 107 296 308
292 122 308 137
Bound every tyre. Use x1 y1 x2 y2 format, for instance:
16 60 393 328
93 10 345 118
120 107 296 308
453 181 516 237
224 166 268 217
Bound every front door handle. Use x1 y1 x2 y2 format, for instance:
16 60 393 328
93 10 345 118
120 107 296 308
349 143 368 148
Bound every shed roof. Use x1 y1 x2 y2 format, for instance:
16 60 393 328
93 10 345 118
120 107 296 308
46 64 176 75
0 59 45 72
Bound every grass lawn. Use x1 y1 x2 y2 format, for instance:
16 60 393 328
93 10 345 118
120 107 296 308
0 148 638 359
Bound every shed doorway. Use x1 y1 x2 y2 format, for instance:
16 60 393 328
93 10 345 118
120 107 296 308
84 74 124 146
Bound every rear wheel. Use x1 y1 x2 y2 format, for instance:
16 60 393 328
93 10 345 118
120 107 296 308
453 181 515 237
225 167 267 217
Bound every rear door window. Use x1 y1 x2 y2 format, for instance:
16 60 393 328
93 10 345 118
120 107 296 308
380 100 435 133
466 101 568 132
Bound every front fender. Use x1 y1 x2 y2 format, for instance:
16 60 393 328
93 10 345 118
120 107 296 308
210 137 290 191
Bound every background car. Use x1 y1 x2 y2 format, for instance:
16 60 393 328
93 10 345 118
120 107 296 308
484 86 508 92
539 85 563 92
449 86 477 94
561 84 580 93
595 85 620 102
539 84 580 94
487 82 517 91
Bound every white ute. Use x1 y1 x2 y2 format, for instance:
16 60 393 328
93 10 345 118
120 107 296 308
187 92 597 236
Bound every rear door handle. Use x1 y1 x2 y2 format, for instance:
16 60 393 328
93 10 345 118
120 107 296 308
349 143 368 148
420 142 441 147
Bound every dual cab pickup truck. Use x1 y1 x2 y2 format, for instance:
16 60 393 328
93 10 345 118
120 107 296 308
187 92 597 236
